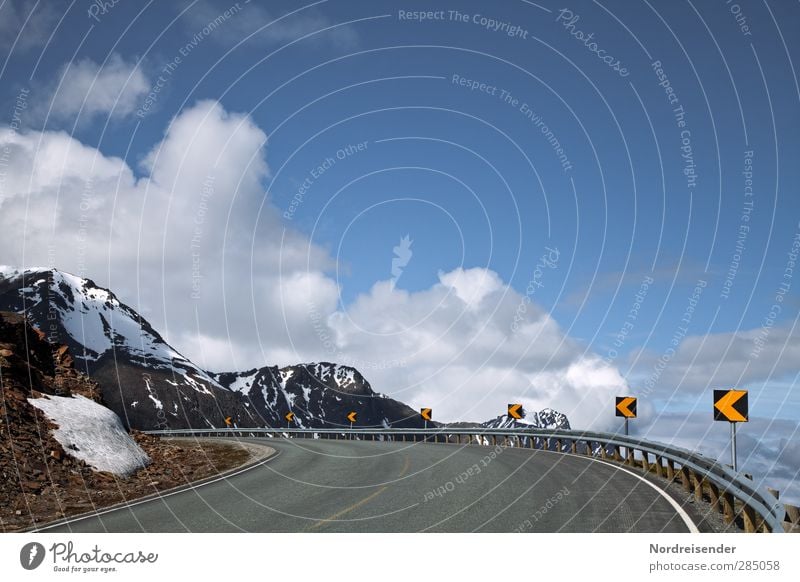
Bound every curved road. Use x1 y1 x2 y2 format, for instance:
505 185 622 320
43 439 701 533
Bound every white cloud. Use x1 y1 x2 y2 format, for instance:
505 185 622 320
41 54 150 123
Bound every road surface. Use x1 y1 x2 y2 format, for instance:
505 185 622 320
42 438 701 532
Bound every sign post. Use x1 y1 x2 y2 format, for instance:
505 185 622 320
714 389 748 472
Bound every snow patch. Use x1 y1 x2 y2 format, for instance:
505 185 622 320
28 395 150 476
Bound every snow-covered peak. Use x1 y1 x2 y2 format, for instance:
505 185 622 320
0 266 222 389
2 267 167 360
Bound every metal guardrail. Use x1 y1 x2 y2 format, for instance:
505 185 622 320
144 426 790 533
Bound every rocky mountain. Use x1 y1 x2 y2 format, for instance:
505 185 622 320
0 267 430 430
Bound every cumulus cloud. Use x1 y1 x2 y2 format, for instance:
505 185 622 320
39 54 150 124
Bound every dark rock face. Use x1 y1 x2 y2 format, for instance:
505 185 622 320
0 268 430 430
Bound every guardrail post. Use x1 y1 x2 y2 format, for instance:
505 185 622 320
720 490 735 524
707 481 720 511
613 446 622 462
584 441 593 456
641 452 651 474
570 440 577 454
654 456 664 478
666 459 675 481
555 439 562 453
742 505 757 533
785 504 799 532
626 447 634 466
600 444 608 460
678 467 692 492
690 472 703 502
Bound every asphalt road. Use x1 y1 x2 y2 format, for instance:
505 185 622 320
43 439 700 533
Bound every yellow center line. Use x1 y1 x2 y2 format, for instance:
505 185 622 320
306 454 411 531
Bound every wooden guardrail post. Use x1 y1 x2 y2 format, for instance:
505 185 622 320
600 444 608 460
665 459 675 481
690 471 703 502
742 505 757 533
653 456 664 478
707 481 720 512
641 452 651 474
678 467 692 493
782 504 800 532
720 490 736 524
613 445 622 462
570 440 577 454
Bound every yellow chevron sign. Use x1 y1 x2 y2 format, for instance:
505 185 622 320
285 412 295 423
420 408 432 421
224 416 233 427
615 397 637 418
714 389 748 423
347 411 357 423
508 403 524 420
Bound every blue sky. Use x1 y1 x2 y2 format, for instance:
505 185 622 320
1 0 799 499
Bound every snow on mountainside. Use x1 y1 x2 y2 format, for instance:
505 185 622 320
28 394 150 476
0 267 436 430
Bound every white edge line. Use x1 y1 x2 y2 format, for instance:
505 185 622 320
585 454 701 533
